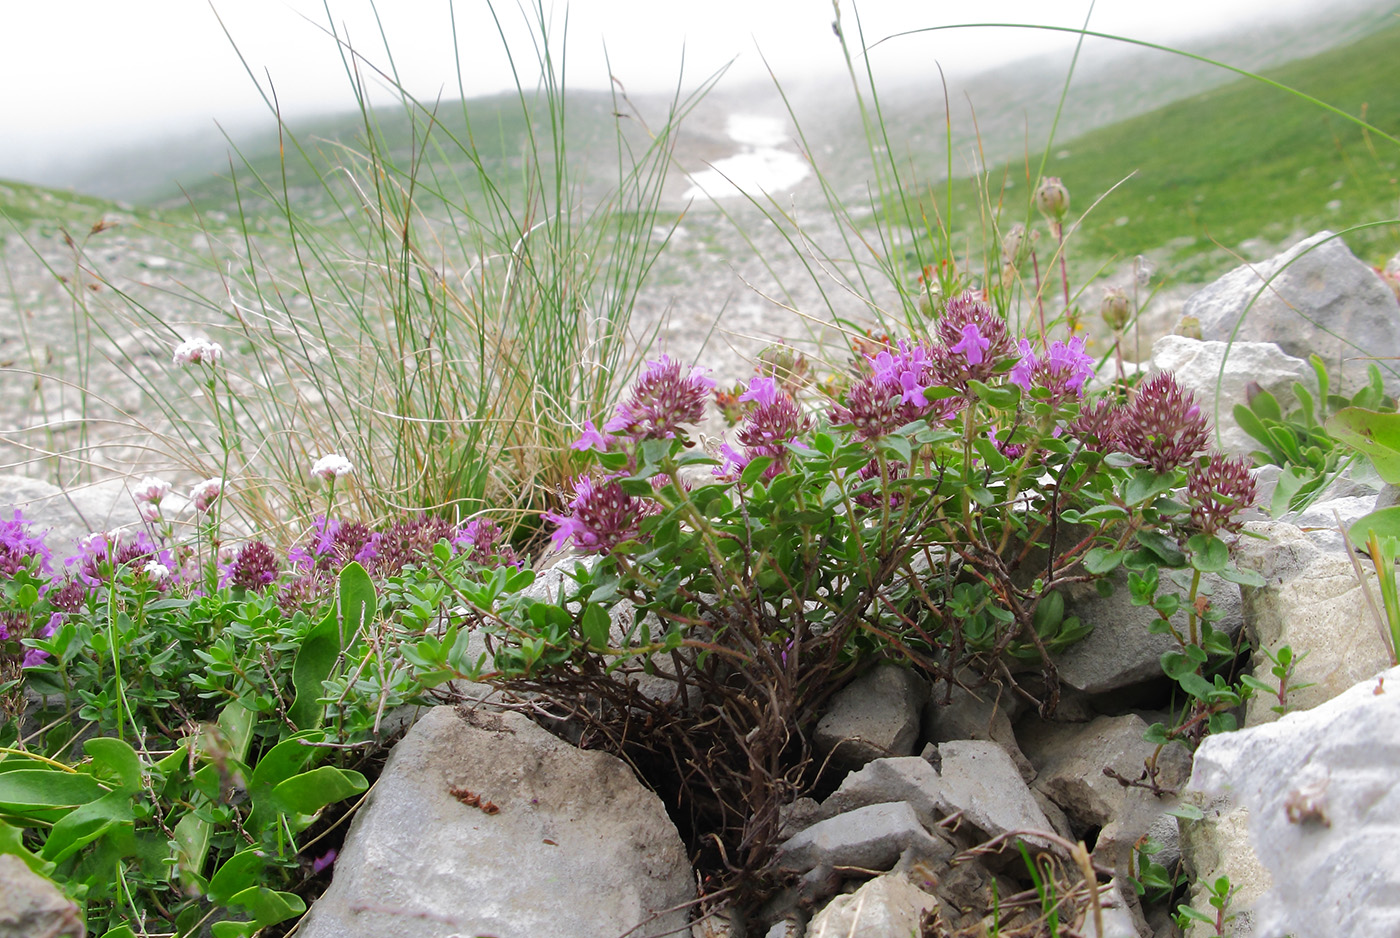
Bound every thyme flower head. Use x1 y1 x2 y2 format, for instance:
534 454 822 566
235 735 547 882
1188 453 1258 535
0 510 52 576
1121 372 1209 473
717 376 809 480
1070 399 1128 452
604 355 714 443
544 474 656 555
933 292 1014 385
1009 336 1095 407
831 339 957 440
229 541 281 590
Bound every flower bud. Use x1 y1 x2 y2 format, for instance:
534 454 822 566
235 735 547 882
1034 177 1070 221
1100 288 1131 331
1001 223 1029 266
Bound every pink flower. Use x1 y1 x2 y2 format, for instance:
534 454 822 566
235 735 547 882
949 322 991 366
1009 336 1094 406
603 355 714 442
544 474 655 555
1121 372 1210 473
571 420 612 452
190 478 224 513
1188 453 1258 535
717 375 809 481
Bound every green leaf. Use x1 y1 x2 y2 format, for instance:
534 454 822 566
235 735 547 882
580 604 611 650
246 734 323 829
879 435 912 466
288 607 341 731
208 849 268 904
1349 506 1400 548
98 928 138 938
1271 466 1309 517
1033 591 1065 635
1187 534 1229 573
1083 547 1126 575
1327 408 1400 484
15 583 38 610
967 379 1021 409
1136 529 1186 567
84 738 142 795
0 769 105 814
338 560 377 644
40 789 133 864
210 886 306 938
1293 381 1317 427
1124 469 1177 506
0 819 55 875
270 766 368 816
739 456 775 487
1249 388 1283 422
1219 565 1265 588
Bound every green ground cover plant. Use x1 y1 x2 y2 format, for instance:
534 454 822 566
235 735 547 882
5 4 1400 936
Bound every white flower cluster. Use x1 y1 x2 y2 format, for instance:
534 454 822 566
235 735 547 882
132 477 172 522
190 478 224 513
311 454 355 481
172 337 224 366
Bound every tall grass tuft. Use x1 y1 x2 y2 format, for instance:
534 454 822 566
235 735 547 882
7 1 714 545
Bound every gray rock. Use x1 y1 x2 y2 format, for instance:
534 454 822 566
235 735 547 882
1057 569 1243 695
296 707 693 938
0 856 83 938
1182 664 1400 938
1233 520 1394 723
923 682 1034 780
804 872 939 938
1180 230 1400 396
776 802 953 875
1147 335 1308 456
934 740 1054 846
814 663 928 771
1019 714 1191 872
819 756 943 822
1280 493 1377 554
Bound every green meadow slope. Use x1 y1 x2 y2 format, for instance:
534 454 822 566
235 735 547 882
945 21 1400 274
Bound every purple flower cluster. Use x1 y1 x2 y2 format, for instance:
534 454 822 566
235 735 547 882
931 293 1015 387
854 458 907 509
1120 372 1210 473
830 340 952 440
580 355 714 447
718 377 809 480
68 531 174 589
453 517 523 569
229 541 281 591
1070 398 1128 451
831 293 1021 439
287 517 377 574
1188 454 1258 535
0 511 52 577
1009 336 1095 406
543 474 656 555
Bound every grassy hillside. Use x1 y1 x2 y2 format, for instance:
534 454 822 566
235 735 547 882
0 179 124 231
938 21 1400 275
148 88 637 220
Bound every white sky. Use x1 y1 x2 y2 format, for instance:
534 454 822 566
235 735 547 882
1 0 1325 182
